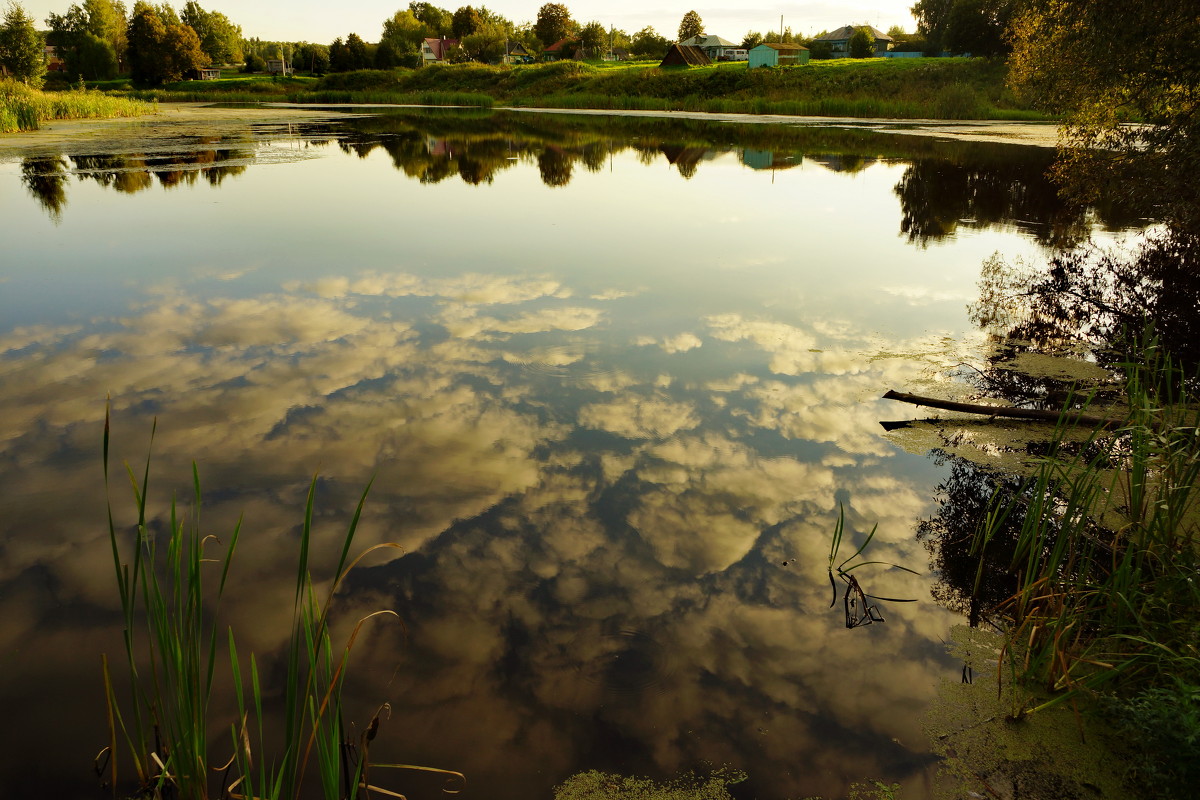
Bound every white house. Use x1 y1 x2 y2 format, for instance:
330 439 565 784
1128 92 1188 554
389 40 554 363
678 35 748 61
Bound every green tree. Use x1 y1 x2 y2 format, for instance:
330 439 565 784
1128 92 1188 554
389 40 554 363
848 26 874 58
741 31 762 49
579 20 605 55
408 2 451 36
1008 0 1200 232
73 30 119 78
181 2 242 64
534 3 572 46
381 10 429 51
677 10 703 42
0 2 47 87
451 5 480 39
294 42 328 74
125 1 207 83
239 52 262 71
461 20 505 62
629 25 667 59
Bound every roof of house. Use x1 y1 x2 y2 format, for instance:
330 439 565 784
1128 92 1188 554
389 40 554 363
814 25 893 42
423 37 461 59
752 42 807 51
660 44 713 67
544 37 578 52
679 35 738 49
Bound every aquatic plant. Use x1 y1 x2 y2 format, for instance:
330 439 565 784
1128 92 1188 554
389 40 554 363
99 406 462 799
0 79 155 133
828 507 919 629
972 342 1200 714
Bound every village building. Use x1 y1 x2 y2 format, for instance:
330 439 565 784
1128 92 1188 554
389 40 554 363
677 35 747 61
659 44 711 68
421 37 461 65
813 25 894 57
503 41 534 64
748 42 809 68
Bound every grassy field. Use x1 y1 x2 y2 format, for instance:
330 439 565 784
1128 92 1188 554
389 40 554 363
107 57 1047 121
0 79 157 132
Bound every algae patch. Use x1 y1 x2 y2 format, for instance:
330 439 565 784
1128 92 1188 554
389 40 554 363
925 626 1130 800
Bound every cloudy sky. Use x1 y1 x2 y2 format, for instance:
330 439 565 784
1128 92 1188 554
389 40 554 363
24 1 920 44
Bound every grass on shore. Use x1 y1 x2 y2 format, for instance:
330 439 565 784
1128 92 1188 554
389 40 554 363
0 79 156 133
99 57 1049 121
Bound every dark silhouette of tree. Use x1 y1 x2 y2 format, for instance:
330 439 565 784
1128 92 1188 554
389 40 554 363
537 147 573 187
917 453 1025 626
345 33 370 70
20 157 68 222
944 0 1012 56
911 0 953 53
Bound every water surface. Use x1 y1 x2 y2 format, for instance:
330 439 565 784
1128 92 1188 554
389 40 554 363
0 108 1143 798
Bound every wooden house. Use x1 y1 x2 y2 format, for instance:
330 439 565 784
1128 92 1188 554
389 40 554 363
421 38 461 65
659 44 711 68
812 25 894 57
266 58 292 75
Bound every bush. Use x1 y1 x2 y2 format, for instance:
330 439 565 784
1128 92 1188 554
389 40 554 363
241 53 265 73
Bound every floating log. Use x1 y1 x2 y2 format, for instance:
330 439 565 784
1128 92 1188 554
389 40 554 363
882 390 1125 430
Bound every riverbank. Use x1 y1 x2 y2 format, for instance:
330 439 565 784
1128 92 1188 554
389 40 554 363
107 58 1045 122
0 102 1061 160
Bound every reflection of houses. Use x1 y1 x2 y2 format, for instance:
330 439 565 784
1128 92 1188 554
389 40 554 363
678 35 747 61
806 153 878 173
659 44 711 67
266 58 292 75
748 43 809 67
813 25 894 57
659 144 717 178
421 37 460 65
741 149 801 171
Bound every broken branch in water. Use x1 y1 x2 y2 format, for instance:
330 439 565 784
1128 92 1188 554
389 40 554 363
881 390 1125 430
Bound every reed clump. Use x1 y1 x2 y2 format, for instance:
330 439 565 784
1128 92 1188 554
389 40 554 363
1 79 156 133
972 343 1200 795
100 408 461 799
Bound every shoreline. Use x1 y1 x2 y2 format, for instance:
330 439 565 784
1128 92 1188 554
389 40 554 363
0 102 1062 159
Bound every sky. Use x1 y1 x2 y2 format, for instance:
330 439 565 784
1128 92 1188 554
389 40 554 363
22 1 920 44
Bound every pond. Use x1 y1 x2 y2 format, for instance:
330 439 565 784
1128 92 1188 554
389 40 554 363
0 107 1145 799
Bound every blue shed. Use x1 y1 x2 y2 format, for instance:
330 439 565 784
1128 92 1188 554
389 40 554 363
748 43 809 68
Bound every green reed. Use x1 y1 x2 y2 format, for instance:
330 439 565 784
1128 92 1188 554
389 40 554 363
972 343 1200 715
1 79 155 132
101 407 456 799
